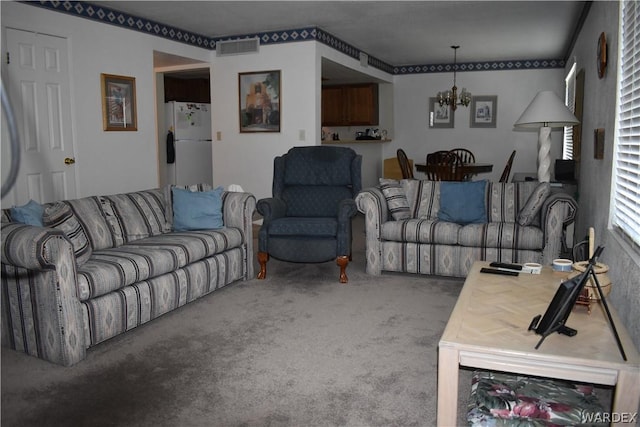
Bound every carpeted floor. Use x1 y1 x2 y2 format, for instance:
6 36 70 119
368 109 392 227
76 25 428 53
1 214 473 426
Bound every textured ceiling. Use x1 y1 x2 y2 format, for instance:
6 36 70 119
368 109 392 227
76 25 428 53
89 1 589 66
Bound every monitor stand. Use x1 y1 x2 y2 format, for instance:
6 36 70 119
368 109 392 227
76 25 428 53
589 259 627 361
533 253 627 361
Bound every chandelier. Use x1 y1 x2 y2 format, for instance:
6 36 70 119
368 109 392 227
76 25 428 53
437 45 472 111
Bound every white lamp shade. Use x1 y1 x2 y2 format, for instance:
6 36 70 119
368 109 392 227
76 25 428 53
514 91 579 128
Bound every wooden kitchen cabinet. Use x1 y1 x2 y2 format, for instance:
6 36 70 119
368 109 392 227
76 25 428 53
164 76 211 103
322 83 378 126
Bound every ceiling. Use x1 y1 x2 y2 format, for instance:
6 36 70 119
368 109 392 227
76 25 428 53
90 1 589 81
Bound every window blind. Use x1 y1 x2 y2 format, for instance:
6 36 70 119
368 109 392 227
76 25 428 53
613 0 640 247
563 62 577 160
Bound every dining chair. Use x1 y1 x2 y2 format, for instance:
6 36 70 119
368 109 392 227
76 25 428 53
448 148 476 164
426 150 450 164
425 151 463 181
499 150 517 183
396 148 414 179
447 148 475 180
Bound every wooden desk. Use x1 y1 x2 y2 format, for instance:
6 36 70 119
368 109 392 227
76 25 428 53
415 162 492 178
437 262 640 426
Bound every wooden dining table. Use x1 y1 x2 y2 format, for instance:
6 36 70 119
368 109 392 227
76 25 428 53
414 162 493 180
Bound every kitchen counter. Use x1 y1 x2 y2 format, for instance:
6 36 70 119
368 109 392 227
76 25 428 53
321 138 391 145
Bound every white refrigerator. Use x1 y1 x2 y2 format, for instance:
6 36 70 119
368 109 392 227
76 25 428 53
165 101 213 186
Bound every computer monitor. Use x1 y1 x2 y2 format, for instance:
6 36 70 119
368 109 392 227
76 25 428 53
529 247 604 348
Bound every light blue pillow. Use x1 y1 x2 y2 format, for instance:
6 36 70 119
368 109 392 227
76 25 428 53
172 186 224 231
437 180 488 224
10 199 44 226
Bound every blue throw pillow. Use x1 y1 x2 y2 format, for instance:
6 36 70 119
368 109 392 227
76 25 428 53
10 199 44 226
172 186 224 231
438 180 488 224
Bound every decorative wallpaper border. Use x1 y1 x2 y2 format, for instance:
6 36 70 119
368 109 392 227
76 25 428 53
394 58 566 74
28 1 564 74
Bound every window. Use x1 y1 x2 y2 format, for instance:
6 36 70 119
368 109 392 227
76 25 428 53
563 62 577 160
612 0 640 248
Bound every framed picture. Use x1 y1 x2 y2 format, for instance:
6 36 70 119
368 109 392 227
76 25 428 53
428 97 454 128
594 128 605 159
101 73 137 131
470 96 497 128
239 70 281 132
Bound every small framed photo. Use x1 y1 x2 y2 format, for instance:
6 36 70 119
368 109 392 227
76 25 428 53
239 70 281 132
428 97 454 128
470 96 497 128
101 73 137 131
594 128 605 159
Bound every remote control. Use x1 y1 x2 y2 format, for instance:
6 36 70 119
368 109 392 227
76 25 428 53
480 267 519 276
489 262 523 271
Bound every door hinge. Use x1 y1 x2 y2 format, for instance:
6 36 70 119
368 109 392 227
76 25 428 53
6 52 9 65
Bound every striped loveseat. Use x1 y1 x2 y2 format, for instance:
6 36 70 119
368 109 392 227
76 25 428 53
355 179 577 278
1 186 256 366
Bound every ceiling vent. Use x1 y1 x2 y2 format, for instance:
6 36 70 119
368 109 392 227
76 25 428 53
216 38 260 56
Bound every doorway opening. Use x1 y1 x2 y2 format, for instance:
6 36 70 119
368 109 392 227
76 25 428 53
153 51 211 188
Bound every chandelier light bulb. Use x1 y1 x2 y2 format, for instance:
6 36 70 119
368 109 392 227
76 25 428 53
435 46 472 111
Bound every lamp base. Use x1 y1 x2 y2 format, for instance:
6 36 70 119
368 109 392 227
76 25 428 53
537 126 552 182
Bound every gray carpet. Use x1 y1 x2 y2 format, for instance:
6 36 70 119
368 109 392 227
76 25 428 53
1 215 472 426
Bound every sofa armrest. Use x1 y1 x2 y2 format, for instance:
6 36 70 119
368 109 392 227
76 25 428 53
355 187 391 224
541 193 578 265
256 197 286 224
355 187 391 275
1 222 67 269
1 222 86 366
221 191 257 279
338 199 358 223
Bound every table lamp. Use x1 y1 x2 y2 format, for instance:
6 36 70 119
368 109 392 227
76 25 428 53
514 91 579 182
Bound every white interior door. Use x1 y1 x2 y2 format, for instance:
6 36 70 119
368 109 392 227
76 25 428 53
1 28 76 206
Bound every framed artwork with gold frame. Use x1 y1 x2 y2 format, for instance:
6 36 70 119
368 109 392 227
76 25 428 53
101 73 137 131
238 70 281 132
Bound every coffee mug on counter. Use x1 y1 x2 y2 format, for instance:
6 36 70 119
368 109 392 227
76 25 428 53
552 258 573 272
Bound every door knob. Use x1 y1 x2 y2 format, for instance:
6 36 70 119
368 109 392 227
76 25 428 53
64 157 75 165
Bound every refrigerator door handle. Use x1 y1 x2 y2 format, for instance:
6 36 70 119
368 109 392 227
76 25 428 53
166 130 175 164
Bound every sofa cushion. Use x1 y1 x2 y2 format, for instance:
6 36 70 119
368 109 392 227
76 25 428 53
172 186 224 231
1 208 12 223
402 179 441 219
98 197 126 247
458 222 543 250
63 197 119 250
43 202 92 265
10 200 44 226
282 186 353 217
283 146 356 186
267 217 337 237
379 179 411 220
518 182 551 226
101 189 170 244
438 180 487 224
486 182 540 223
81 248 246 346
76 227 244 301
381 219 461 245
164 183 213 229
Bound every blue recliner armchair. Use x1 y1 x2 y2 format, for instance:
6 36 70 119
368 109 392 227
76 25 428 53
256 146 362 283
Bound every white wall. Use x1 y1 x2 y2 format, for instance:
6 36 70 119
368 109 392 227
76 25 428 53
391 68 566 182
2 2 211 198
209 41 396 200
210 41 318 201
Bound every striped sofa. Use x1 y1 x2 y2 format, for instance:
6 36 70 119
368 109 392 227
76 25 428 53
355 180 577 278
1 186 256 366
